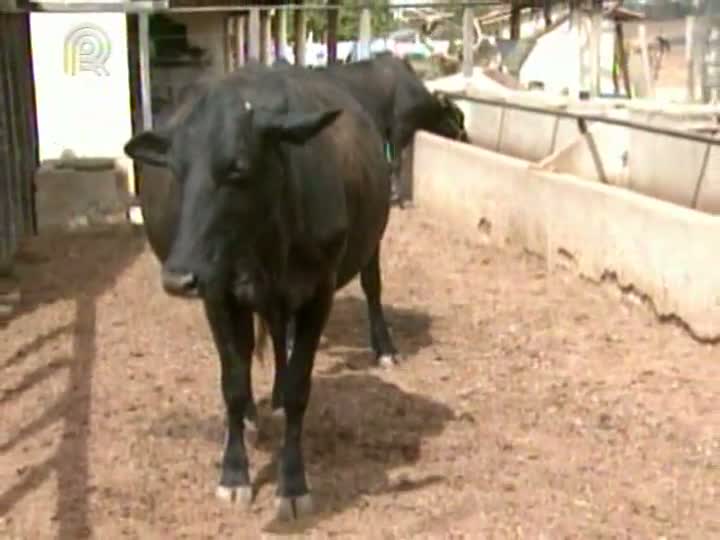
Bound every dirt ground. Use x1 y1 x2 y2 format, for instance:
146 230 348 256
1 206 718 539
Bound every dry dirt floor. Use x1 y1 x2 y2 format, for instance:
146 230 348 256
1 206 718 539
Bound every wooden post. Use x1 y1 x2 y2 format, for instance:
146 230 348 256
543 0 552 27
271 9 278 61
278 8 288 58
225 16 233 71
462 7 474 78
510 1 521 41
260 9 272 64
248 8 261 61
294 2 306 66
590 6 602 97
695 14 709 103
236 16 246 67
327 0 339 64
687 15 696 102
615 22 631 97
138 13 152 130
357 7 372 60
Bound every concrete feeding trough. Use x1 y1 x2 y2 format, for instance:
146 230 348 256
34 151 134 232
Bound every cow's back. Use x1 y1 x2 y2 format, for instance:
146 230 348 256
323 60 396 136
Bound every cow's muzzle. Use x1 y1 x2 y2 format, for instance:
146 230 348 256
161 269 199 297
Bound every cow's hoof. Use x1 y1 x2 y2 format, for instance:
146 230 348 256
271 407 285 419
244 417 259 447
378 354 398 368
274 493 314 521
216 485 253 507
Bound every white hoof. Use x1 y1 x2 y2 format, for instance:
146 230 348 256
378 354 398 368
274 493 314 521
216 485 253 507
271 407 285 419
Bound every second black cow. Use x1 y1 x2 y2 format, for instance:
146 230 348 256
275 53 468 206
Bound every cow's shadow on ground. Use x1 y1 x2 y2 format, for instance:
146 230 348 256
317 294 434 371
154 371 455 532
150 290 442 530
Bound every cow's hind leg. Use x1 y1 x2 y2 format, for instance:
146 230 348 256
275 282 333 521
360 248 398 367
268 314 291 417
203 293 255 507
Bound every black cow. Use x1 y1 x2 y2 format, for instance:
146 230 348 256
123 63 399 520
299 53 469 206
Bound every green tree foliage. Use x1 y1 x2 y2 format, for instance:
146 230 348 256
304 0 402 43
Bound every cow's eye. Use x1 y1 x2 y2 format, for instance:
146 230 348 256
222 159 251 185
226 168 247 183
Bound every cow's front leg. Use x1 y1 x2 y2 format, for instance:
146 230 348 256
203 293 255 507
275 282 334 521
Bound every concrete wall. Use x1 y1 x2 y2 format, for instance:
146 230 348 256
30 11 134 196
33 159 132 232
625 103 720 211
412 131 720 340
537 121 630 187
449 94 720 213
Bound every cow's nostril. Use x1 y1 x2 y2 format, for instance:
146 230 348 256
162 270 197 295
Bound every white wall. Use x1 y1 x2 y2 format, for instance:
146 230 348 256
30 12 133 163
519 16 617 96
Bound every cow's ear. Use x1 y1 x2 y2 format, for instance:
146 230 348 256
255 108 343 145
124 129 171 167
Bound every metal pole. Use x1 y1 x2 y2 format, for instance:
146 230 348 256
293 3 306 66
26 1 509 13
236 16 246 66
439 90 720 146
590 7 602 97
260 9 272 64
248 7 260 61
462 7 474 78
357 7 372 60
687 15 695 102
327 0 339 64
278 7 287 55
138 13 152 130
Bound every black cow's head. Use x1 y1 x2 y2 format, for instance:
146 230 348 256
123 77 341 299
431 92 469 143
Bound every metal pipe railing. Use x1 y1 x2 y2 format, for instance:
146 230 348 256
438 90 720 146
18 1 505 14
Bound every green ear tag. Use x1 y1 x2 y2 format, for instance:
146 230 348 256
384 142 394 161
